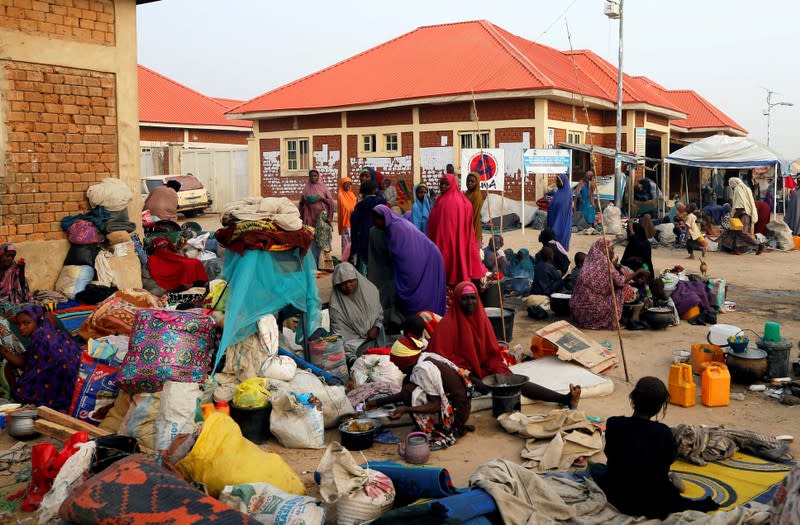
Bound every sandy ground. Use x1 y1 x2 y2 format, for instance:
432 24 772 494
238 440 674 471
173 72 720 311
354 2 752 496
3 213 796 506
190 212 800 493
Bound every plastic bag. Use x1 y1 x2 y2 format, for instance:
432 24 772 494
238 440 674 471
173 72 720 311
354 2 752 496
271 369 354 429
603 204 622 235
118 392 160 452
270 392 325 449
69 352 120 425
220 482 326 525
175 412 305 498
154 381 201 453
351 355 404 390
233 377 270 409
309 335 348 383
55 265 94 299
261 355 298 382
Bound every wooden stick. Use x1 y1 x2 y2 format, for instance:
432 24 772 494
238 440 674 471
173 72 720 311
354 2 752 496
471 92 507 342
34 419 81 442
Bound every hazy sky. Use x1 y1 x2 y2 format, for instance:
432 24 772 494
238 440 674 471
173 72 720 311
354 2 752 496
137 0 799 160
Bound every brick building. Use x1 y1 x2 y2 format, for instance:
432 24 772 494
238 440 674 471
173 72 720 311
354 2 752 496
138 64 251 179
0 0 156 289
228 20 745 204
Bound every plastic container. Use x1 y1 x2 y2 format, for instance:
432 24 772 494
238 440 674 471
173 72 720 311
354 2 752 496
756 337 793 378
485 307 515 341
707 324 742 347
793 236 800 250
690 343 724 374
531 335 559 359
668 363 696 408
701 364 731 407
764 322 781 342
680 305 701 321
229 403 272 444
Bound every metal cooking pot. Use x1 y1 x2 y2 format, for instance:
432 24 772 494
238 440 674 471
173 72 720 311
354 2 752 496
725 348 768 384
8 409 39 439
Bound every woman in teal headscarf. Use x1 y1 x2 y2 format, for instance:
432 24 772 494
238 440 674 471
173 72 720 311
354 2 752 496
411 184 433 234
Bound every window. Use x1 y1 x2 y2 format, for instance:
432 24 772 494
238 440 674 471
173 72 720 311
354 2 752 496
286 138 309 171
384 133 398 152
458 131 490 150
567 131 583 145
362 134 377 153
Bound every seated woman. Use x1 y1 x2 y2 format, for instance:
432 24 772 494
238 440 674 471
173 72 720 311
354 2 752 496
428 282 580 407
373 316 473 450
147 237 209 293
0 318 26 400
590 377 719 520
621 220 654 273
330 262 387 365
570 238 647 330
530 247 562 296
0 244 30 304
534 228 570 275
0 306 81 412
483 235 509 274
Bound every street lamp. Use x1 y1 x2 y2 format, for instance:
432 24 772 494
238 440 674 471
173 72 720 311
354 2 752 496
763 89 793 148
604 0 624 207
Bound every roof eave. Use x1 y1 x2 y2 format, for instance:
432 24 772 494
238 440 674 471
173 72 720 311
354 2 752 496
670 125 747 136
228 88 624 120
141 121 252 132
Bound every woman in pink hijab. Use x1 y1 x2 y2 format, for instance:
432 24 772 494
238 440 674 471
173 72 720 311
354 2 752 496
299 169 334 227
427 174 485 286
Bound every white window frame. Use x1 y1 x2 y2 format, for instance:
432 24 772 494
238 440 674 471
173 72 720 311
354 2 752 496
384 133 398 152
358 132 402 157
456 130 491 170
567 130 583 145
283 137 310 173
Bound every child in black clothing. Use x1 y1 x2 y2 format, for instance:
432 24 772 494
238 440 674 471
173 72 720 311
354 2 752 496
531 247 562 295
590 377 719 520
561 251 586 293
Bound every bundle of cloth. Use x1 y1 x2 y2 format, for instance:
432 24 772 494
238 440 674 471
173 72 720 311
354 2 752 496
221 197 302 231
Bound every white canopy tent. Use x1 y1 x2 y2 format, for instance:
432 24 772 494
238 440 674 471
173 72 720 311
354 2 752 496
665 135 781 211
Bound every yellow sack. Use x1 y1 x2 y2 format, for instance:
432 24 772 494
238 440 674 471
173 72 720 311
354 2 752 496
205 279 229 312
176 412 305 498
233 377 270 409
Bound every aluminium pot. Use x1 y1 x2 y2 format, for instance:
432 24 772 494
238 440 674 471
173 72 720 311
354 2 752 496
725 348 768 384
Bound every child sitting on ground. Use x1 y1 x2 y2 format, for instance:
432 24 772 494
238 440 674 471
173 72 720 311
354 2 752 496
590 377 719 520
647 278 680 326
531 246 563 296
561 251 586 293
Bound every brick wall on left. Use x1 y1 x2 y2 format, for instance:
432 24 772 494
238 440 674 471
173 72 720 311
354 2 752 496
1 61 118 243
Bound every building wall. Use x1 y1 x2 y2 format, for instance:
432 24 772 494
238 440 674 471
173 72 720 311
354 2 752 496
0 0 140 291
251 98 682 209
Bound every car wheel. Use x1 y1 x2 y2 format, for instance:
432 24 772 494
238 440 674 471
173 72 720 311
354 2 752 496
182 211 198 218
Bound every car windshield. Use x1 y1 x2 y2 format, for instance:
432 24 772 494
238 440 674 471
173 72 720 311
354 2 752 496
166 176 204 191
145 180 163 192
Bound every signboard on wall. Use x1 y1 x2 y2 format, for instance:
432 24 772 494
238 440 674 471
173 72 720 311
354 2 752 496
460 148 505 191
522 149 571 175
595 174 627 201
634 127 646 156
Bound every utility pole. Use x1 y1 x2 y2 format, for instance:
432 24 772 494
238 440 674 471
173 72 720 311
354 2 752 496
605 0 624 207
763 89 793 148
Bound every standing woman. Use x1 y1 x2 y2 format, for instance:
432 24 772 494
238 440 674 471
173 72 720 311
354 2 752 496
337 177 357 260
575 170 597 227
464 172 484 246
546 174 574 251
428 174 485 287
299 169 334 265
411 184 433 234
349 181 386 274
0 244 30 304
728 177 758 234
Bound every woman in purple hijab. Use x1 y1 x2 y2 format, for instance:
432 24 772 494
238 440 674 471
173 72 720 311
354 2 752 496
547 174 574 251
371 205 446 316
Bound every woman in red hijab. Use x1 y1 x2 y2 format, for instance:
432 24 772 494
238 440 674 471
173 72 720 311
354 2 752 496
427 174 485 286
428 282 581 407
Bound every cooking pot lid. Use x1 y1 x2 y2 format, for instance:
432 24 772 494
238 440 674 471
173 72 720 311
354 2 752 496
550 293 572 299
647 307 673 313
725 348 767 360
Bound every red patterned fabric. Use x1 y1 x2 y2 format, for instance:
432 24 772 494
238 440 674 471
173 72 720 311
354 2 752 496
59 454 251 524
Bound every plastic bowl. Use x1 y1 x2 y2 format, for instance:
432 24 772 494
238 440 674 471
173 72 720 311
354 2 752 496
727 336 749 353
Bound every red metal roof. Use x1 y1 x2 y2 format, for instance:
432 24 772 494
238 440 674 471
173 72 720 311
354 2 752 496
231 20 688 117
211 97 244 109
138 65 251 129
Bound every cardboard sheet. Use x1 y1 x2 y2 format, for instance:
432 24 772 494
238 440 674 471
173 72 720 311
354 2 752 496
535 320 618 374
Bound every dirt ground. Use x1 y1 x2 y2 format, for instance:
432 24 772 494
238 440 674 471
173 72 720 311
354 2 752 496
5 214 795 506
190 212 800 493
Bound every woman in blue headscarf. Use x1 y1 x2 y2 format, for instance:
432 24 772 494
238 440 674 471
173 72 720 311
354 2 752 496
547 174 573 250
411 183 433 234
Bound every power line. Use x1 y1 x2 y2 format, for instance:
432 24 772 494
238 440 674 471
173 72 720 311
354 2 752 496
534 0 580 42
